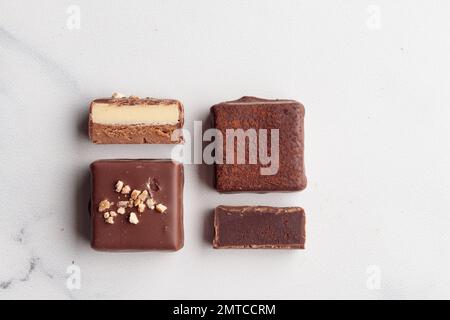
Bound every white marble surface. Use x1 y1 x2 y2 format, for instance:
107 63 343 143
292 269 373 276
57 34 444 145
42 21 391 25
0 0 449 300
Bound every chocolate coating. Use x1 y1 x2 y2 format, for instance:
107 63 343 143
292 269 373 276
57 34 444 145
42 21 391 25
211 96 306 192
90 159 184 251
213 206 306 249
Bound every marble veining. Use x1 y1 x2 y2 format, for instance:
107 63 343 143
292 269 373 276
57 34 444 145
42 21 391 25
1 256 39 290
0 26 80 92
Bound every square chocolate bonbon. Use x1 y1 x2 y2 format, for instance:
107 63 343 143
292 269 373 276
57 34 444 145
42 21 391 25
213 206 306 249
90 159 184 251
89 94 184 144
211 96 306 192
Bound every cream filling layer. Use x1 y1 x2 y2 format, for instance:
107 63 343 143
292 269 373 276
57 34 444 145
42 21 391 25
91 103 180 125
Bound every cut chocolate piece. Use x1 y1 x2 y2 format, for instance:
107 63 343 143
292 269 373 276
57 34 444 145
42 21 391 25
89 95 184 144
90 159 184 251
213 206 305 249
211 96 306 192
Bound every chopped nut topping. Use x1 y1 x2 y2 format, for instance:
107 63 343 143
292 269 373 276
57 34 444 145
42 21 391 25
138 190 149 201
138 203 146 213
115 180 124 192
118 201 129 208
109 211 117 217
128 200 134 208
155 203 167 213
129 95 140 99
112 92 126 98
131 189 141 200
117 207 126 215
98 199 111 212
105 217 114 224
134 199 142 207
121 185 131 194
146 198 156 210
147 177 160 192
103 212 110 219
129 212 139 224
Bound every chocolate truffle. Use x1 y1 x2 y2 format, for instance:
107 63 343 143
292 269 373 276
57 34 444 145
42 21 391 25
211 96 306 192
89 93 184 144
90 159 184 251
213 206 306 249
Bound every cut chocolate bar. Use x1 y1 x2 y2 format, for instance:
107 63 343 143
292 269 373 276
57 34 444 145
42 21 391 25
213 206 306 249
90 159 184 251
89 94 184 144
211 96 306 192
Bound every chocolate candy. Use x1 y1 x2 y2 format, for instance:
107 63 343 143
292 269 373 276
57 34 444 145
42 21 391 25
211 96 306 192
213 206 306 249
89 93 184 144
90 159 184 251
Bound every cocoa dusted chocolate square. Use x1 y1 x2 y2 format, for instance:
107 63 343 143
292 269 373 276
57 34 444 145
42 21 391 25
89 159 184 251
210 96 306 192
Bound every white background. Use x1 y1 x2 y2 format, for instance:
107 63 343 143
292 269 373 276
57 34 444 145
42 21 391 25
0 0 449 299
